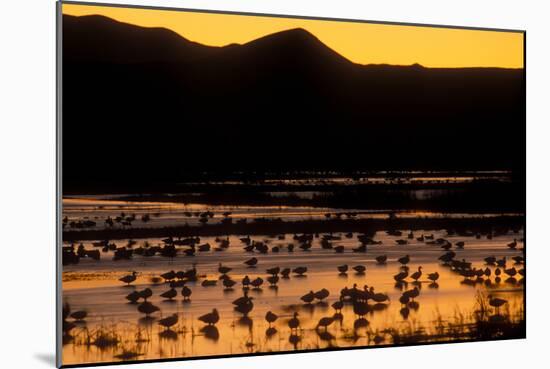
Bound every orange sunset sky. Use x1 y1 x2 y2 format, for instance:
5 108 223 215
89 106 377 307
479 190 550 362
62 3 524 68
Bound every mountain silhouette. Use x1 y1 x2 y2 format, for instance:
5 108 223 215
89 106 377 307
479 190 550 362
61 14 525 190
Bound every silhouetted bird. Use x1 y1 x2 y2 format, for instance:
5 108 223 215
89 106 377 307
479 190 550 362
158 313 178 330
410 266 423 281
266 266 280 275
427 271 439 282
488 295 508 313
218 263 232 275
301 290 315 304
160 288 177 300
314 288 330 302
181 286 192 301
223 278 237 289
161 270 176 282
126 290 140 303
375 255 387 264
138 288 152 301
317 316 335 331
244 257 258 267
280 268 291 278
394 270 408 281
353 265 366 274
138 301 159 317
398 255 410 266
199 309 219 326
265 311 278 327
119 271 138 285
288 312 300 331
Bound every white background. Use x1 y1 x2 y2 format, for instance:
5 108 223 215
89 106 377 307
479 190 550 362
0 0 548 368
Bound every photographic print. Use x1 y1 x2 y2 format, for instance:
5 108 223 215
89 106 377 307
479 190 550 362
58 1 525 366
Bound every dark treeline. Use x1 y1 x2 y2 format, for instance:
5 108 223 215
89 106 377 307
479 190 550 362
62 15 525 191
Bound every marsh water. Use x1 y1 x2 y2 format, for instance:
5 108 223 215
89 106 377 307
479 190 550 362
61 193 524 365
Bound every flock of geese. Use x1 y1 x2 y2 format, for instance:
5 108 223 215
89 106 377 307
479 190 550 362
63 228 524 348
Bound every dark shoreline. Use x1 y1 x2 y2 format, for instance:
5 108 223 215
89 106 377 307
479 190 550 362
63 178 526 213
63 215 524 241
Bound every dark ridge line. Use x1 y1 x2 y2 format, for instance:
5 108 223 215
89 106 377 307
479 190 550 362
62 13 523 71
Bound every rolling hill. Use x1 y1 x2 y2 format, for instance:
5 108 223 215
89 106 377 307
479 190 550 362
62 14 525 189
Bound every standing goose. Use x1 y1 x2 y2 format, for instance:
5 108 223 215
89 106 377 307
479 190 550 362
337 265 348 274
488 295 508 313
496 257 507 268
232 290 251 306
181 286 192 301
504 267 517 278
427 271 439 282
242 275 251 289
410 266 423 282
137 301 160 317
158 313 178 330
398 255 410 266
218 263 232 275
250 277 264 289
266 266 280 276
317 316 335 331
280 268 291 278
332 297 344 313
138 288 153 302
119 271 138 286
198 308 220 326
201 279 217 287
394 270 408 282
161 270 176 282
353 301 370 318
512 256 524 264
314 288 330 302
375 255 387 264
301 290 315 304
223 278 237 289
353 265 366 274
288 312 300 332
126 290 141 303
403 287 420 301
265 311 278 327
160 288 177 300
369 288 389 303
234 298 254 317
267 275 280 286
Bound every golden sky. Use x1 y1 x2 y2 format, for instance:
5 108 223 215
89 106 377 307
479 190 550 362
63 3 524 68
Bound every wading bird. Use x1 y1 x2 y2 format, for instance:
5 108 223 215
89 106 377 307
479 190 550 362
119 271 138 286
198 309 219 326
158 313 178 330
